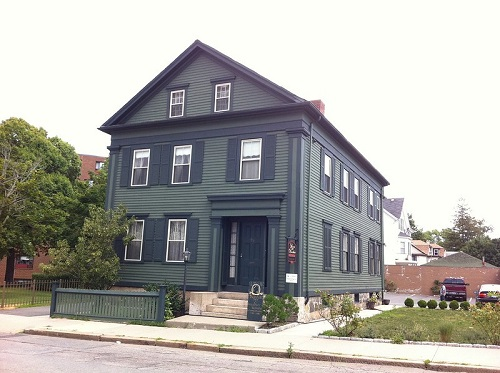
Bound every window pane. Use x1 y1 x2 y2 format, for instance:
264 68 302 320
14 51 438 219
169 221 186 240
241 160 259 179
242 140 260 159
167 241 183 261
215 83 230 111
132 168 147 185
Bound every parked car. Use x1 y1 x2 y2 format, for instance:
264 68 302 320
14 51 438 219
476 284 500 304
442 277 468 302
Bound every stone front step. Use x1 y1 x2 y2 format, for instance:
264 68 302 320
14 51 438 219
217 291 248 301
201 311 248 320
215 298 247 308
205 304 247 316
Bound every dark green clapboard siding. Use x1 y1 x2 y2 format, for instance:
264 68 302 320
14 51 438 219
111 132 290 287
303 141 383 294
126 55 287 124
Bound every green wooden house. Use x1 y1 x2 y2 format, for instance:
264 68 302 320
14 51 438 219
99 40 389 321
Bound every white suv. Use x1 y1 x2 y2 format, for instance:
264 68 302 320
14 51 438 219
476 284 500 304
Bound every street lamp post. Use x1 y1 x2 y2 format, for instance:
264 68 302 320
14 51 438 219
182 249 191 314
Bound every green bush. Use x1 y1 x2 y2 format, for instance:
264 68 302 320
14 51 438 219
449 300 459 310
439 301 448 310
427 299 438 309
143 281 184 319
385 280 397 292
262 293 299 326
417 299 427 308
460 301 470 311
430 279 440 295
471 302 500 345
317 291 362 337
404 298 414 307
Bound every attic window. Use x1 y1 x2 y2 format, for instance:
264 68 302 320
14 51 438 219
170 90 185 118
214 83 231 112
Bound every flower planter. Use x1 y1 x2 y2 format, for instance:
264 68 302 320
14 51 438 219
382 299 390 305
366 301 376 310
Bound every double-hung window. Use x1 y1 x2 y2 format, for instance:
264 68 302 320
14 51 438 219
131 149 150 186
166 219 187 262
323 222 332 271
341 168 349 204
323 154 332 194
341 231 349 272
400 241 406 254
368 240 381 275
169 90 185 118
368 188 381 222
214 83 231 112
353 176 360 210
240 138 261 180
125 220 144 261
172 145 192 184
353 234 361 272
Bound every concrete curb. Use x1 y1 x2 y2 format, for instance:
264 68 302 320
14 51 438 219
23 329 499 373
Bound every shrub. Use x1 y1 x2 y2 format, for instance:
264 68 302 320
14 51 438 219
471 302 500 345
262 293 299 326
385 280 397 292
430 279 440 295
417 299 427 308
460 301 470 311
404 298 414 308
316 291 362 337
449 300 459 310
143 281 184 319
439 301 448 310
427 299 438 309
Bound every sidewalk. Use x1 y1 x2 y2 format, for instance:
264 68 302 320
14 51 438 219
1 305 499 372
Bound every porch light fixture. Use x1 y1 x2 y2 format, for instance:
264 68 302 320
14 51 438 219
182 249 191 314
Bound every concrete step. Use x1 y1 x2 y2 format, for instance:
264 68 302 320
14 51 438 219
214 298 247 308
217 292 248 301
201 311 248 320
205 304 247 316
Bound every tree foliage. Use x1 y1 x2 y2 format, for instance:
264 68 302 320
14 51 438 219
442 199 492 251
41 205 132 289
0 118 81 264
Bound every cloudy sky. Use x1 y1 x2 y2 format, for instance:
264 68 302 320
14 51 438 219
1 0 499 236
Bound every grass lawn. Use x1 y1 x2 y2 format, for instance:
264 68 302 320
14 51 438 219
1 287 52 307
322 307 491 345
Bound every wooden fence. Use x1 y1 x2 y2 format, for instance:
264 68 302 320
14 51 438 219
50 282 167 322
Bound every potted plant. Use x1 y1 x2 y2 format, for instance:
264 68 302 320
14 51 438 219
366 292 380 310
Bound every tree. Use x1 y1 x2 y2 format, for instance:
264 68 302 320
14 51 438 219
442 199 492 251
0 118 82 281
41 205 132 289
462 236 500 267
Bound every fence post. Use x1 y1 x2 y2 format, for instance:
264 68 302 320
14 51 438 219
31 279 36 305
50 281 60 317
156 285 167 322
1 281 5 308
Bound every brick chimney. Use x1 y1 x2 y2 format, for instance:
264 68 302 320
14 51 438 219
310 99 325 114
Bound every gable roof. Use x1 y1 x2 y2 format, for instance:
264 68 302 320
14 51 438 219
383 197 404 219
412 240 445 257
422 251 497 268
98 40 389 187
100 40 304 129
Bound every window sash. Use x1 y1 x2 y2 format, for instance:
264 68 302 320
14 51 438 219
214 83 230 112
125 220 144 261
240 138 261 180
341 232 349 271
166 219 187 262
342 168 349 203
172 145 192 184
324 154 332 194
353 235 360 272
169 90 185 118
131 149 150 186
353 177 360 210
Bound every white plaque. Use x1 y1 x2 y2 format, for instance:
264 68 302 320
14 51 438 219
285 273 298 283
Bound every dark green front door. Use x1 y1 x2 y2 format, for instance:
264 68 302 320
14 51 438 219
238 220 266 285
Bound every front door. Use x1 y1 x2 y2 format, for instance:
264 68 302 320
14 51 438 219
223 218 267 292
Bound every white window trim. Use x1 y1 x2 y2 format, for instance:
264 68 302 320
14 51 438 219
171 145 192 184
239 138 262 181
125 220 144 261
214 83 231 112
169 89 185 118
166 219 187 262
131 149 150 186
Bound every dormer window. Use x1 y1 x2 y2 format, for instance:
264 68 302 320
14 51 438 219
214 83 231 112
170 90 185 118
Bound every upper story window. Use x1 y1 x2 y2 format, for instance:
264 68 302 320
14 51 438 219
125 220 144 261
131 149 150 186
368 188 381 222
172 145 192 184
323 154 332 195
166 219 187 262
214 83 231 112
341 168 349 204
400 241 406 254
341 167 360 211
95 161 105 170
240 138 261 181
433 248 439 256
169 90 185 118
